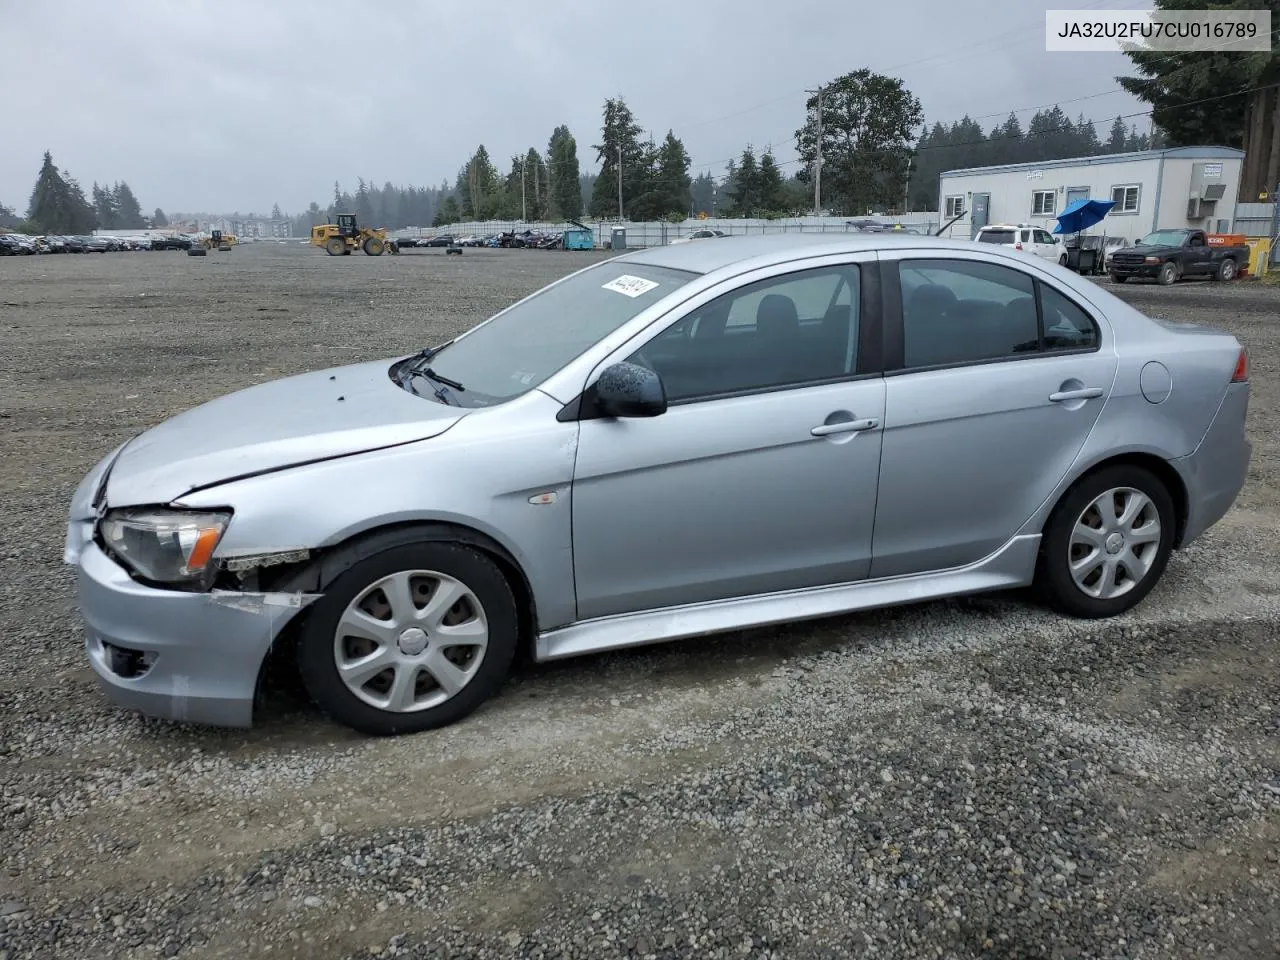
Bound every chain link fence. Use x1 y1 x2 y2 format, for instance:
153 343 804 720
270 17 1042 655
396 213 943 249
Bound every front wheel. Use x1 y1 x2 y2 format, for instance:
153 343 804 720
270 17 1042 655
363 237 385 256
1035 465 1175 619
1157 261 1179 285
1109 272 1127 283
296 541 519 736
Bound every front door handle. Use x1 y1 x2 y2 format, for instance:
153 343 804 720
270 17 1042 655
811 418 879 436
1049 387 1103 402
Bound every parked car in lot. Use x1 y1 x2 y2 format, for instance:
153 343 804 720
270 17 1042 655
669 228 729 245
65 234 1252 736
974 223 1067 265
1108 228 1250 285
0 234 34 255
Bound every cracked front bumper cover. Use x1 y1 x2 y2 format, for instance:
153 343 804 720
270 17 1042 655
75 538 316 727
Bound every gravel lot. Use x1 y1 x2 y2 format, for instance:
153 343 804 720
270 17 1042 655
1 244 1278 960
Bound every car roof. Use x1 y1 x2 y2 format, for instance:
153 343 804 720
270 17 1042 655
615 232 980 275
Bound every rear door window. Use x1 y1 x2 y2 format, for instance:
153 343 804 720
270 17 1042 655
977 229 1015 245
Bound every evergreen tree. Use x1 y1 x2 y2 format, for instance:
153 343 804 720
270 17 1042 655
92 182 116 228
589 97 645 218
113 181 145 228
547 124 582 219
270 202 284 220
1105 116 1128 152
729 147 762 217
152 207 169 227
690 172 716 216
434 195 460 226
759 149 785 213
27 151 95 233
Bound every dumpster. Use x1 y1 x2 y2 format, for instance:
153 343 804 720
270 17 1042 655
610 227 626 251
563 221 594 251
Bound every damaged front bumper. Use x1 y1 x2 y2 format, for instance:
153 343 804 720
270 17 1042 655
70 534 317 727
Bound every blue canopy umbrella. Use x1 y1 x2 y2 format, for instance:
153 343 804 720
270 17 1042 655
1052 197 1116 234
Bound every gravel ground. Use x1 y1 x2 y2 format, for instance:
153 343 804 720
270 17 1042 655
1 244 1277 960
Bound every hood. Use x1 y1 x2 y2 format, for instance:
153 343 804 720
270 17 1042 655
105 357 464 505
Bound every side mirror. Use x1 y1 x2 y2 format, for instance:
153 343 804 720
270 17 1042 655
591 361 667 418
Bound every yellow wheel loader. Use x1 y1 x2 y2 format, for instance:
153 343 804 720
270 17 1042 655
201 229 235 251
310 214 399 256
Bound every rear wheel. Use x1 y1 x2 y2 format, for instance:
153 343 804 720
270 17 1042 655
363 237 385 256
296 541 519 736
325 237 346 256
1157 261 1179 285
1036 464 1175 619
1213 257 1237 281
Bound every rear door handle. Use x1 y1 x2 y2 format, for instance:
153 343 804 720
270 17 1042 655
1049 387 1103 402
811 418 879 436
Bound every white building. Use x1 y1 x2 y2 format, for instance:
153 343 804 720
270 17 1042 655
936 146 1244 244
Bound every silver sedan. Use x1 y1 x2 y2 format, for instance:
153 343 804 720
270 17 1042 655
64 234 1252 735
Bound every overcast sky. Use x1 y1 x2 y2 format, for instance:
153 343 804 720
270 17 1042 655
1 0 1151 216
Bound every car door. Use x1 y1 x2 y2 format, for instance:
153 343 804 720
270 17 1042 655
871 252 1117 579
1035 229 1060 262
569 255 886 621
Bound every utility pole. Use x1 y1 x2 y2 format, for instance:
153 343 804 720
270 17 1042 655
805 86 823 215
903 155 912 215
617 145 623 220
521 162 527 222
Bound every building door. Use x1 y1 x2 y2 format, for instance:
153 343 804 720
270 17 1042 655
969 193 990 238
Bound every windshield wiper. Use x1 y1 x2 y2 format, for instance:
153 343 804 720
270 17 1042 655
398 348 465 405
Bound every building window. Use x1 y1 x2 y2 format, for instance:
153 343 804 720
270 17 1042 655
1110 184 1140 213
1032 190 1056 216
944 195 965 218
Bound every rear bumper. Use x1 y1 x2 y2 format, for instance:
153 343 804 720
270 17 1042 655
1174 382 1251 546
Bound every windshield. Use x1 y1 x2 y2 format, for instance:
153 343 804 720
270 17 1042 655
1137 231 1189 246
414 261 698 408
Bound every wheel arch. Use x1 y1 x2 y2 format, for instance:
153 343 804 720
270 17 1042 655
251 519 541 706
1046 451 1190 549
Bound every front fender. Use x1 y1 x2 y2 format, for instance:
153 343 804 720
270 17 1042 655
174 392 581 630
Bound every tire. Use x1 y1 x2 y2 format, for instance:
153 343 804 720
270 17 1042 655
1213 258 1237 282
1059 254 1068 266
187 247 207 257
1035 464 1176 619
1109 272 1126 283
325 237 346 256
296 541 519 736
1157 261 1178 285
363 237 385 256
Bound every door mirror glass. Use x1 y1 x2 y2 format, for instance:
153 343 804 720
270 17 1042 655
592 361 667 418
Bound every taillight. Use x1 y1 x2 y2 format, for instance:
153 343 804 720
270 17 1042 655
1231 348 1248 382
1014 241 1023 250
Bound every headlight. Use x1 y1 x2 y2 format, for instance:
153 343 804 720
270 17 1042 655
1144 256 1161 263
99 508 231 587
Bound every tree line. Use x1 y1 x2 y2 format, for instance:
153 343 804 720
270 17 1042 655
12 151 167 234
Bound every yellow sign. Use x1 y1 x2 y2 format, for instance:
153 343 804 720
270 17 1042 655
1260 192 1269 200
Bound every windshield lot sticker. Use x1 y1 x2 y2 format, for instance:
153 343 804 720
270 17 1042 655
602 275 659 298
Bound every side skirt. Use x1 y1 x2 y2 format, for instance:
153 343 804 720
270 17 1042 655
535 534 1041 662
